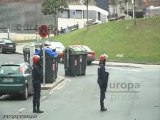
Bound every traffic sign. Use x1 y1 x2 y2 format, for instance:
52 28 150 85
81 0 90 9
38 25 48 38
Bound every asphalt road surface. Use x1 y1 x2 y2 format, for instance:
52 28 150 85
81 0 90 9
0 53 160 120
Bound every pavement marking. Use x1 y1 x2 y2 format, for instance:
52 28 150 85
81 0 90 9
49 91 53 95
49 87 57 94
66 79 71 82
54 80 66 89
49 80 68 94
42 96 47 99
57 83 66 90
19 108 26 112
49 89 55 94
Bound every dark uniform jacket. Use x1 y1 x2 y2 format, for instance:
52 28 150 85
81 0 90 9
97 64 109 91
32 64 43 84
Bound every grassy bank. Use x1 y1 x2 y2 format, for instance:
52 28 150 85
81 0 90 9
53 17 160 64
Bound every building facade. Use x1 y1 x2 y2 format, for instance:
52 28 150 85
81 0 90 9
0 0 109 33
108 0 160 18
58 0 109 29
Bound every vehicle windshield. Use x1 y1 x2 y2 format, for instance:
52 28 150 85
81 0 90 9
0 65 20 74
2 39 12 43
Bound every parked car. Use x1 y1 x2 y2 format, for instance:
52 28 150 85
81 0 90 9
0 62 33 100
0 38 16 53
49 41 65 63
69 45 96 65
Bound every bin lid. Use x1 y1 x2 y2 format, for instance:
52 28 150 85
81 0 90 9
23 41 50 52
64 45 87 55
34 47 58 58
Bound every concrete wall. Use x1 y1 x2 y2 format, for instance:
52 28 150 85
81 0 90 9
0 33 54 41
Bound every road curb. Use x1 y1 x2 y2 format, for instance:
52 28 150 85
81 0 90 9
92 63 141 68
41 76 65 90
15 52 23 55
91 61 141 68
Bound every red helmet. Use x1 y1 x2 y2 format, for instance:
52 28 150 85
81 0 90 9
99 54 108 62
32 55 40 64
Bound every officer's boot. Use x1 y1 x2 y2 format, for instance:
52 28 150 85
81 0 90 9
33 104 37 113
100 103 107 111
36 101 44 113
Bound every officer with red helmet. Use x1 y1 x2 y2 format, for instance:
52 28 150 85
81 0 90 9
32 55 44 113
97 54 109 111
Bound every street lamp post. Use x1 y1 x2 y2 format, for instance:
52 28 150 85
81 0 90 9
127 1 128 19
132 0 135 18
35 0 38 41
86 0 89 30
132 0 136 25
7 0 10 39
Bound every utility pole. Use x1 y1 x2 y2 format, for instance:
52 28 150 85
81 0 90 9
132 0 136 25
132 0 135 19
35 0 38 41
86 0 89 30
7 0 10 39
127 1 128 19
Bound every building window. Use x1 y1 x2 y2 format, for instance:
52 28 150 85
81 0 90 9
83 10 96 19
76 10 82 19
59 10 69 18
70 10 82 19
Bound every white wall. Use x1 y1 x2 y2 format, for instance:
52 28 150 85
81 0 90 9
58 5 108 30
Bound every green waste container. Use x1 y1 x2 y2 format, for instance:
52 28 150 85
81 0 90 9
44 54 58 83
64 46 87 76
23 43 58 83
23 42 39 63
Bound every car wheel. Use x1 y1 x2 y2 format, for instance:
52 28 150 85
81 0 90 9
22 86 28 100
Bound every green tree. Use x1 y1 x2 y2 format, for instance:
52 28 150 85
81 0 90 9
109 0 117 5
124 0 130 3
41 0 69 35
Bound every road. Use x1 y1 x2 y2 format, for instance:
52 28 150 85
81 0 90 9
0 53 160 120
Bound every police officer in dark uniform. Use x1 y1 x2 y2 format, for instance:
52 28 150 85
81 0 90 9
97 54 109 111
32 55 44 113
